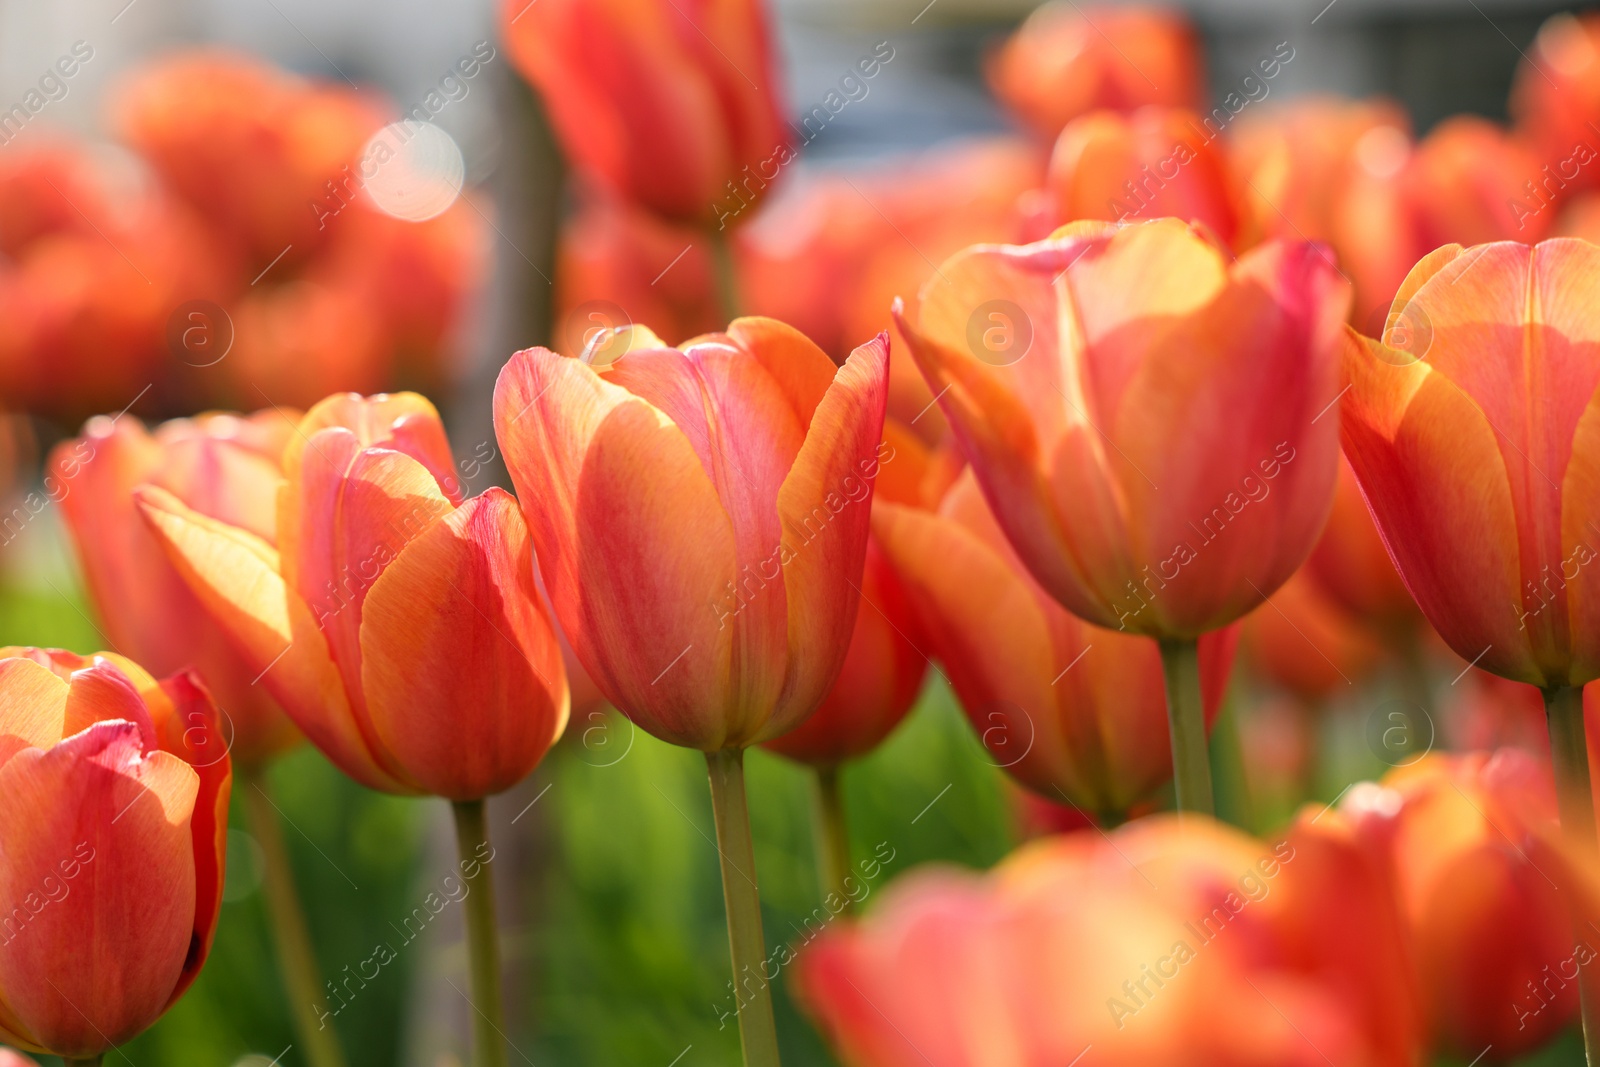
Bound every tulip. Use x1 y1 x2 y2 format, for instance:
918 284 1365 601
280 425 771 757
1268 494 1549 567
499 0 788 230
875 469 1234 819
1240 567 1384 704
796 813 1421 1066
895 217 1349 812
0 648 229 1064
1304 456 1422 639
1512 13 1600 200
495 317 888 1067
138 392 568 1067
985 3 1204 139
1341 751 1583 1059
1047 107 1241 247
1342 235 1600 1059
0 139 226 421
48 410 362 1067
1406 117 1555 247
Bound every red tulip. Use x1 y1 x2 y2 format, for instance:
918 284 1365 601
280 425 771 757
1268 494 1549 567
874 469 1234 815
137 392 568 799
493 318 889 750
1342 750 1582 1059
796 813 1421 1066
1341 238 1600 688
1512 13 1600 200
895 217 1350 639
0 648 229 1059
986 4 1205 139
1047 107 1241 247
50 411 301 767
500 0 789 225
1405 118 1556 248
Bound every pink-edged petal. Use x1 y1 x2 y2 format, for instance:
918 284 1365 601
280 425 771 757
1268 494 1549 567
764 333 890 741
360 489 568 799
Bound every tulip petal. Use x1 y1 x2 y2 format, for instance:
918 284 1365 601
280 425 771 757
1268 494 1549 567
765 333 890 741
136 486 414 792
1341 331 1537 682
0 659 68 769
0 722 196 1056
494 348 741 748
724 316 838 431
360 489 568 799
283 392 459 502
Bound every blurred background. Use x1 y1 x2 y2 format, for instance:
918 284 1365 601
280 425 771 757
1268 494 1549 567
0 0 1592 1064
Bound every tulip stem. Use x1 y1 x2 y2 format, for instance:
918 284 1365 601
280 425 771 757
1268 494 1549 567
708 227 742 321
241 766 349 1067
1543 685 1600 1066
706 748 783 1067
810 766 855 914
451 799 509 1067
1158 638 1214 816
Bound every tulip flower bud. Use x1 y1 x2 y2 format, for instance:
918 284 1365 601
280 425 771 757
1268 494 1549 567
986 4 1205 138
51 411 301 767
874 470 1234 817
1341 751 1584 1059
500 0 789 226
137 392 569 799
895 217 1350 640
1048 107 1241 247
494 318 890 751
0 649 229 1059
796 814 1421 1066
1342 238 1600 689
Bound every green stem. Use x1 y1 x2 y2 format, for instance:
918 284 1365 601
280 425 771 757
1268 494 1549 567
1158 638 1214 816
1207 696 1253 831
706 749 782 1067
810 766 855 914
708 227 742 322
451 800 508 1067
241 767 348 1067
1543 686 1600 1066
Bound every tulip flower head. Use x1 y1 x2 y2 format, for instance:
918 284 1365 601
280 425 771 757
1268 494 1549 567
895 217 1350 640
51 410 301 767
500 0 789 225
874 470 1235 816
494 317 890 751
137 392 569 799
1342 238 1600 689
0 649 229 1059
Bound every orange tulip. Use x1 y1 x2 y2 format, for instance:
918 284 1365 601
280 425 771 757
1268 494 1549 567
136 393 568 799
986 3 1204 139
1406 117 1556 248
1512 13 1600 200
760 422 934 767
500 0 788 225
1240 567 1385 702
1341 750 1582 1059
1341 238 1600 689
493 319 889 750
796 814 1420 1066
0 648 229 1059
50 412 300 767
1047 107 1241 247
0 138 227 420
112 49 384 267
895 217 1349 640
874 470 1234 816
